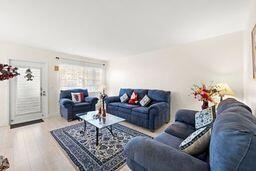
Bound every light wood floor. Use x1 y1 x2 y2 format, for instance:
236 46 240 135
0 116 170 171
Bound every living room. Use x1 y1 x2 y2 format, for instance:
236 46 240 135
0 0 256 171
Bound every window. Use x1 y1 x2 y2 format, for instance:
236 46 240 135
59 63 104 92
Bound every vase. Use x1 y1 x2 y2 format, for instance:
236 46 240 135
201 100 209 110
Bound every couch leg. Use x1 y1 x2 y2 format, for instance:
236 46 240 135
150 129 154 133
68 119 73 122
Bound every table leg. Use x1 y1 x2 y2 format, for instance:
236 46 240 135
107 125 116 137
80 120 87 135
84 120 87 132
96 127 99 146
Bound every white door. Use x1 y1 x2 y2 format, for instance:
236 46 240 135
10 60 48 125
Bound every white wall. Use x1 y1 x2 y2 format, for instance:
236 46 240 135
107 32 244 120
244 0 256 115
0 42 106 126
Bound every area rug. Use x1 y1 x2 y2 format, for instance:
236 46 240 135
51 122 151 171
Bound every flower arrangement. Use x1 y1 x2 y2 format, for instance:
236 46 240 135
0 64 20 81
191 82 217 109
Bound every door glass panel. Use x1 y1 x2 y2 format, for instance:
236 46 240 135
16 68 41 115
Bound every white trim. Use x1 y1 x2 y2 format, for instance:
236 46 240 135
59 57 106 68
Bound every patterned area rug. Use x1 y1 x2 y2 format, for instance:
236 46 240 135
51 122 151 171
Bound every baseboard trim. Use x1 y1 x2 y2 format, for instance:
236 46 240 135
10 119 44 129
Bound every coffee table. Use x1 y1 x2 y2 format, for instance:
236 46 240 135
76 111 125 146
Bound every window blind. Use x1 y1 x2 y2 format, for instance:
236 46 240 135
59 63 104 92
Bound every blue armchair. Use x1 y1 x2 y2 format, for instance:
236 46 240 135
105 88 171 131
59 89 98 121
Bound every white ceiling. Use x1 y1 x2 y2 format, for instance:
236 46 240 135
0 0 251 60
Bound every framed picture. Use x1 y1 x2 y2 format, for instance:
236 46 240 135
252 24 256 78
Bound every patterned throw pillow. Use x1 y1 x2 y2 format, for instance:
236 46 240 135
71 92 84 103
195 106 216 130
128 91 138 104
179 126 211 155
120 93 129 103
140 95 151 107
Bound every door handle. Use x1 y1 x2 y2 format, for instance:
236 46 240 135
41 90 46 96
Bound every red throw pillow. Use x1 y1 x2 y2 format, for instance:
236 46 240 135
128 92 138 104
80 92 85 102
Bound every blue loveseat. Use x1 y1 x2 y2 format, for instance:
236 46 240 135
59 89 98 121
105 88 171 131
125 98 256 171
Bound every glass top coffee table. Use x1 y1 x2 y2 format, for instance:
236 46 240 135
76 111 125 146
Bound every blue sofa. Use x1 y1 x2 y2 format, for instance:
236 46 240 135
125 98 256 171
105 88 171 131
59 89 98 121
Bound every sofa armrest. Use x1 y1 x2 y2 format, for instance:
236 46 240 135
175 109 198 126
149 102 169 116
105 96 120 104
60 98 74 108
124 137 209 171
85 97 98 105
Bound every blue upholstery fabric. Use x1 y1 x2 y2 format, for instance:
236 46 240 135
106 88 171 131
175 109 197 126
124 137 209 171
119 88 133 97
148 89 170 103
217 98 252 115
84 97 98 105
60 89 89 99
165 121 195 139
210 99 256 171
154 132 183 149
119 103 139 110
105 96 120 104
60 98 74 108
108 102 121 107
59 89 98 121
132 107 149 114
125 98 256 171
134 89 148 100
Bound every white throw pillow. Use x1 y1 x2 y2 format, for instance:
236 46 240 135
195 106 216 130
140 95 151 107
71 93 82 103
179 126 211 155
120 93 129 103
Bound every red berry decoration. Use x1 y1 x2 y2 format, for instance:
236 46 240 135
0 64 20 81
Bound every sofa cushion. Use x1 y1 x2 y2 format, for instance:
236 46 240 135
108 102 121 107
132 107 149 114
155 132 209 162
155 132 183 149
195 106 216 129
134 89 148 101
179 126 211 155
71 92 84 103
73 102 91 111
165 121 195 139
139 95 151 107
131 110 149 119
120 93 129 103
128 91 139 104
148 89 170 103
119 88 133 98
119 103 139 110
60 89 89 99
217 98 252 115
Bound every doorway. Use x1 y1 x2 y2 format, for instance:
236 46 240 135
9 60 48 125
